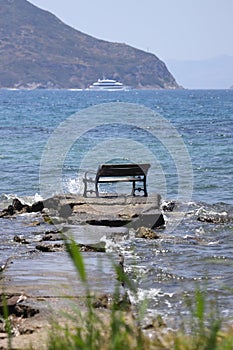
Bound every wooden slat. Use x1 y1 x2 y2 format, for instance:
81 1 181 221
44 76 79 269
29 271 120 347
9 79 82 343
97 163 150 178
98 176 144 183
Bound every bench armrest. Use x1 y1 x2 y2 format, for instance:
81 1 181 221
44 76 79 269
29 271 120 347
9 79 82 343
83 170 96 183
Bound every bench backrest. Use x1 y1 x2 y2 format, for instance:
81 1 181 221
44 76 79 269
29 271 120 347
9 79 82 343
96 163 150 179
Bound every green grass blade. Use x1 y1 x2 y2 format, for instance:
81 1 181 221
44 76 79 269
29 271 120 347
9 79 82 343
64 237 87 284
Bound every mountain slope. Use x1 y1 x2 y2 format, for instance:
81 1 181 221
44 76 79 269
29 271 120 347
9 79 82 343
0 0 180 89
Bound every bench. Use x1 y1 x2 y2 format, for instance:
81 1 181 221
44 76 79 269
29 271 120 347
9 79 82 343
83 163 150 197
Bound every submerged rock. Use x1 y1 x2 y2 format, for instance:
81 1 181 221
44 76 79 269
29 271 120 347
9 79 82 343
161 200 176 212
92 292 131 311
13 235 29 244
135 226 160 239
36 241 106 253
36 243 65 252
27 221 41 227
41 230 63 241
92 294 110 309
197 211 233 224
78 242 106 252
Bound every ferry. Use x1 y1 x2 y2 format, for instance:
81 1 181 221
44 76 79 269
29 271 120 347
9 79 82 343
87 78 130 91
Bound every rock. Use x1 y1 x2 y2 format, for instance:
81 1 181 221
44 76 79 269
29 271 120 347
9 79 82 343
92 293 131 311
142 315 166 330
42 214 55 225
36 243 65 252
41 231 63 242
197 212 233 224
30 201 44 212
27 221 41 227
13 304 39 318
0 294 39 318
7 205 15 215
0 258 11 272
11 198 30 214
36 241 106 253
0 205 14 217
113 293 131 311
118 213 139 219
162 201 176 212
92 294 109 309
12 198 24 212
117 254 125 287
58 204 73 218
135 227 160 239
36 241 105 253
44 229 62 235
13 235 29 244
86 219 131 227
131 213 165 229
43 197 60 211
78 242 106 253
0 198 44 217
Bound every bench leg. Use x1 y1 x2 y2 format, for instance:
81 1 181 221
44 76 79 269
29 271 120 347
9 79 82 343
83 180 87 197
132 181 136 196
143 178 148 197
95 182 99 197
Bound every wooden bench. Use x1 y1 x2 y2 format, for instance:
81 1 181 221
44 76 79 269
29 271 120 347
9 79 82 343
83 163 150 197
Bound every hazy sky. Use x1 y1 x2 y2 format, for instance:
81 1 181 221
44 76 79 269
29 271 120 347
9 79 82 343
30 0 233 62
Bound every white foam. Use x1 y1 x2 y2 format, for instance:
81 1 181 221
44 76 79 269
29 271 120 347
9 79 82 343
64 177 82 194
34 193 43 202
128 287 174 304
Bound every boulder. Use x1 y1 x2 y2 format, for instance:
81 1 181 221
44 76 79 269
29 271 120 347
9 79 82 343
12 198 24 211
0 198 44 217
135 227 160 239
131 213 165 229
58 204 73 218
30 201 44 212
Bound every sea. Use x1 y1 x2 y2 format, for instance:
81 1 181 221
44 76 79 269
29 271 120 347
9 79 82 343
0 89 233 327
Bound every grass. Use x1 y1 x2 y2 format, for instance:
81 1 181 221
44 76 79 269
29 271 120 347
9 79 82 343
175 289 222 350
2 235 233 349
48 236 144 350
45 235 233 350
1 293 12 350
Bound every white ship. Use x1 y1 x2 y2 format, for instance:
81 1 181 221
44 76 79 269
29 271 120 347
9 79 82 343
87 78 130 91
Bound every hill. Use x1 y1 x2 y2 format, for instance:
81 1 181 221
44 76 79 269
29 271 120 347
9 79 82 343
0 0 180 89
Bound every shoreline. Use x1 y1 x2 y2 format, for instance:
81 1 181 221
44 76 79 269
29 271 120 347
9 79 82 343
0 193 163 349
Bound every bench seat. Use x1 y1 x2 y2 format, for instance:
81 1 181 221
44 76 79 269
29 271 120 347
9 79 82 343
83 163 150 197
97 176 143 183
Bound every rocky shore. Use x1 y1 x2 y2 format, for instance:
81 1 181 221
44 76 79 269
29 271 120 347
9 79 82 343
0 193 164 349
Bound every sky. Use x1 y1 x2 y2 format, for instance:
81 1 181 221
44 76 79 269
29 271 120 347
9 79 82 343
30 0 233 62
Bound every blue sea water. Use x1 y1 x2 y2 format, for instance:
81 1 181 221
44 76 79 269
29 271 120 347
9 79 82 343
0 89 233 326
0 89 232 203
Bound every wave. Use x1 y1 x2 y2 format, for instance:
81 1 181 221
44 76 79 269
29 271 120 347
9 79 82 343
0 192 43 209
